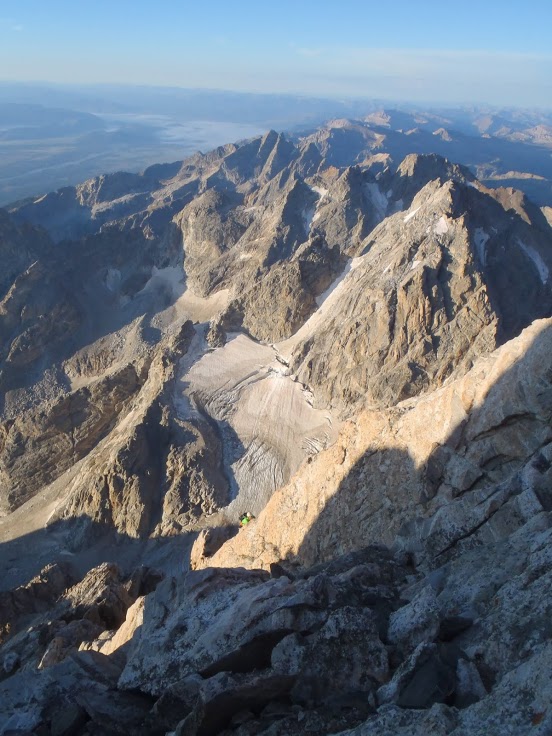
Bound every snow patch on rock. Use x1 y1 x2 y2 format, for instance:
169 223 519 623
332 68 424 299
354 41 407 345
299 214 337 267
105 268 121 292
302 206 316 234
311 186 329 199
137 266 185 301
403 207 421 223
434 216 449 235
309 185 329 225
517 239 549 284
364 182 389 218
473 228 490 267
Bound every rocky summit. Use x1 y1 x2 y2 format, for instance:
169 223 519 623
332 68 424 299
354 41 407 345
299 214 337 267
0 121 552 735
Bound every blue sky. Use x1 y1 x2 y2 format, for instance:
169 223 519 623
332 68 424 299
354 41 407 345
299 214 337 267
1 0 551 106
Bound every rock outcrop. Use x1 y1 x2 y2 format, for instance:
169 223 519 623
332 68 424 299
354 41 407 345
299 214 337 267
51 322 233 540
287 177 552 414
0 365 141 513
2 521 550 734
0 209 53 301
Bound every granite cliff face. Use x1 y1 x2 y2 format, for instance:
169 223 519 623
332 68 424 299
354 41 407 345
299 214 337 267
1 122 552 735
285 176 552 414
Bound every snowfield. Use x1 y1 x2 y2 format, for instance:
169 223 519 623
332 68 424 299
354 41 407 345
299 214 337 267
179 333 337 517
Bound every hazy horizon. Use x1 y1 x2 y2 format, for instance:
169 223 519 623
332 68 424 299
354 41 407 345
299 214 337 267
1 0 551 108
1 80 551 114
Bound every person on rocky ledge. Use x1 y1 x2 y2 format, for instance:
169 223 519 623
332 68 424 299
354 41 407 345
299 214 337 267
239 511 254 527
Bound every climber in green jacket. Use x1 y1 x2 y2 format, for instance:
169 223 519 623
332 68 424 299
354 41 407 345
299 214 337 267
239 512 253 527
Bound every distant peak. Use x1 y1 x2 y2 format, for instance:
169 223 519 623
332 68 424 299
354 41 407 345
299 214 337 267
397 153 474 183
260 129 280 145
433 127 453 141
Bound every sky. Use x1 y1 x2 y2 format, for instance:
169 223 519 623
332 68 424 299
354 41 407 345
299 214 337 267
1 0 551 107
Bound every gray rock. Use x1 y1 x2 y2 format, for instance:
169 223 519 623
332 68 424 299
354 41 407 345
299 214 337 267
270 633 306 676
387 585 440 653
455 659 487 708
377 642 457 708
1 652 19 676
205 318 227 348
0 562 76 643
291 606 388 706
49 702 88 736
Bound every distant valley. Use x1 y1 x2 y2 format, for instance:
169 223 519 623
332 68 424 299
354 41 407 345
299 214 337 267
1 83 552 210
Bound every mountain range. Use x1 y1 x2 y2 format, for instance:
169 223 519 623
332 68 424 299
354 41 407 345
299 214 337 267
0 119 551 735
1 86 552 208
